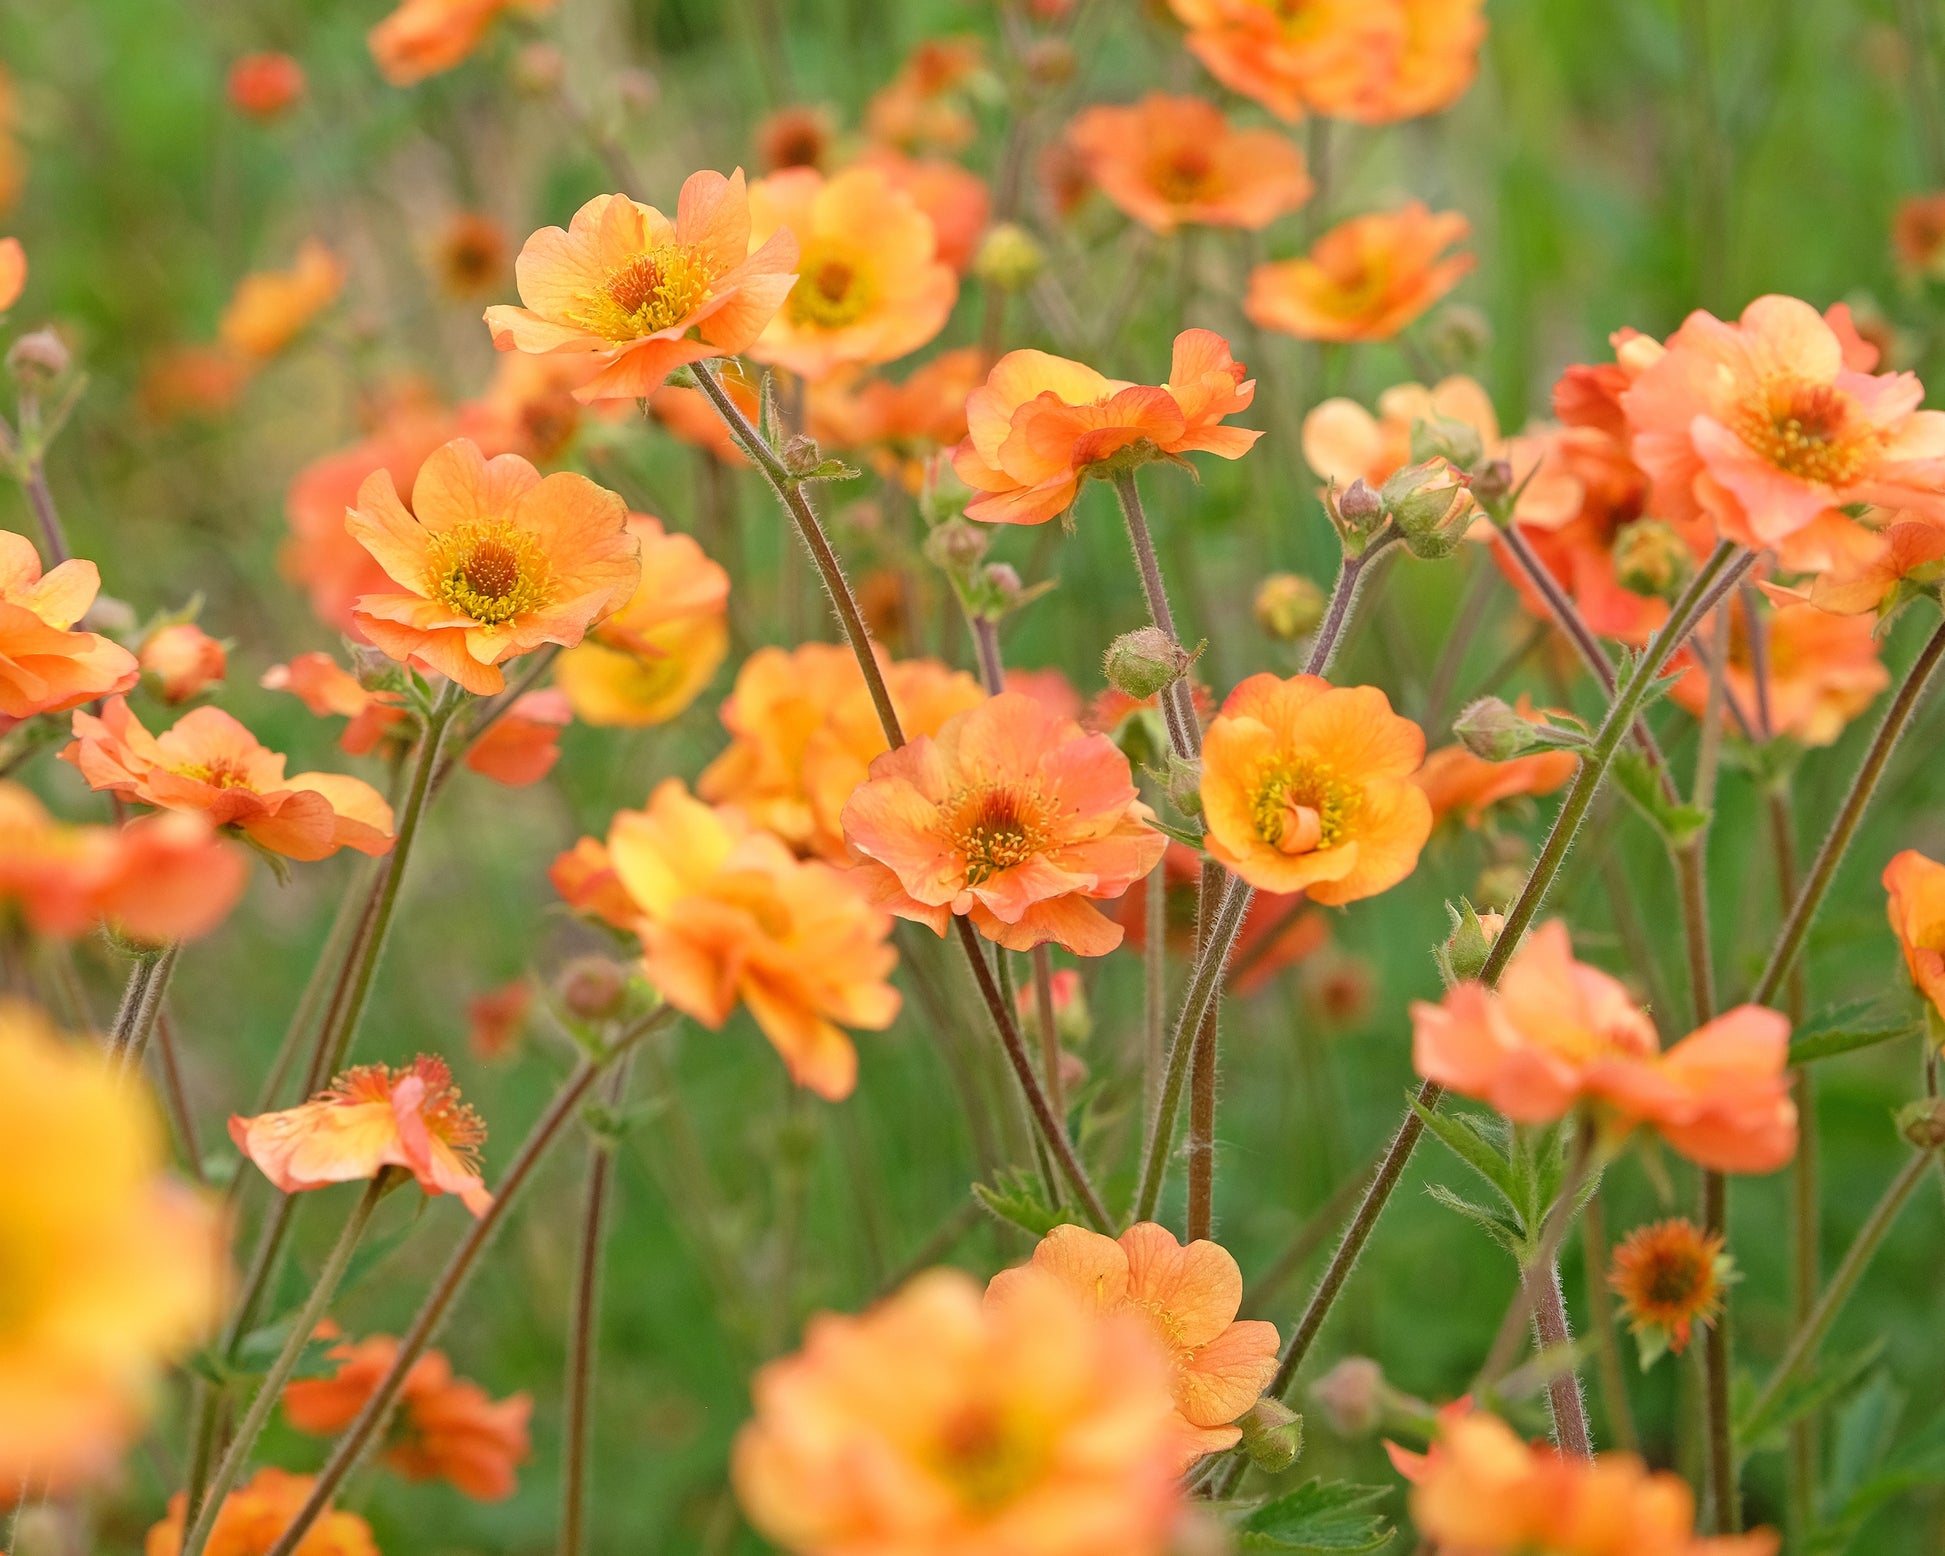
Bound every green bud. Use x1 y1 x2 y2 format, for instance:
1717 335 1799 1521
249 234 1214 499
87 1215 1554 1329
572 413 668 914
1897 1097 1945 1151
7 328 70 386
1424 303 1493 371
1103 626 1185 700
1452 696 1539 762
974 222 1046 292
558 955 627 1021
1434 899 1500 986
781 434 823 477
1380 458 1468 544
1165 751 1204 819
1310 1356 1384 1438
1613 519 1695 601
1254 572 1326 642
922 517 988 581
1409 413 1484 471
1237 1398 1304 1474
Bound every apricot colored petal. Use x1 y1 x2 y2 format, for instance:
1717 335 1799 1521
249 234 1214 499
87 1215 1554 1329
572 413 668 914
1120 1222 1242 1348
23 557 102 628
1177 1320 1281 1428
483 305 604 355
699 230 802 351
1286 684 1425 780
229 1098 398 1192
674 168 753 274
741 980 859 1101
412 438 541 533
288 771 398 855
237 788 344 862
973 893 1124 955
1033 1224 1132 1312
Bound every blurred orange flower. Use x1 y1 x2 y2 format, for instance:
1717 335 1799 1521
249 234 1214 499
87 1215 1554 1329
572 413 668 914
1066 93 1311 234
952 329 1261 525
137 621 227 704
756 103 837 172
262 653 409 756
1200 673 1431 904
1773 516 1945 617
219 239 344 359
841 691 1166 955
485 170 799 402
229 1054 492 1216
1666 599 1887 748
466 979 532 1061
0 530 139 718
855 148 992 274
1609 1218 1727 1360
1893 191 1945 280
647 377 754 465
370 0 554 86
733 1268 1181 1556
146 1466 377 1556
1115 840 1328 997
434 211 510 297
986 1223 1279 1468
548 834 640 931
1414 703 1577 828
227 53 305 118
864 36 985 154
809 347 985 491
1247 204 1472 343
1883 848 1945 1029
464 688 570 786
0 235 23 310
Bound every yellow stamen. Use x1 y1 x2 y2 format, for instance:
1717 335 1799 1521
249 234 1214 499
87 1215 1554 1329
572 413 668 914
1250 754 1360 854
424 521 552 628
787 242 875 330
570 242 715 342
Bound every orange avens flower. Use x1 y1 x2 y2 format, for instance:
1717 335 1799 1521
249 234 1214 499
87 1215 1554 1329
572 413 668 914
841 691 1166 956
548 835 640 931
0 529 139 718
986 1223 1279 1468
347 437 640 695
0 235 22 310
261 653 409 756
1666 600 1887 748
218 239 345 359
1411 920 1798 1173
463 688 570 786
227 53 305 119
63 699 394 863
145 1466 377 1556
1246 204 1473 343
369 0 552 86
601 778 901 1100
856 148 992 275
863 36 985 154
1199 673 1432 904
138 621 227 704
466 979 531 1061
1065 93 1311 235
484 169 799 402
434 211 509 297
808 347 986 492
952 329 1262 526
756 103 837 172
229 1054 492 1217
1410 1412 1778 1556
1621 294 1945 549
1414 714 1578 829
732 1268 1182 1556
746 165 958 381
1883 848 1945 1030
1893 191 1945 279
1609 1218 1727 1361
554 513 730 727
0 1002 222 1499
1772 515 1945 618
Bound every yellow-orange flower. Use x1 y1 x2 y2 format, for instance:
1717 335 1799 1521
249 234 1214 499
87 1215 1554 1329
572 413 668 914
952 329 1262 526
146 1466 377 1556
863 36 986 154
369 0 554 87
808 347 986 492
484 170 799 402
0 529 139 718
986 1223 1279 1469
463 688 570 786
1772 516 1945 617
218 239 345 359
1200 673 1431 904
1247 204 1472 343
229 1054 492 1217
1065 94 1311 234
0 235 22 310
732 1268 1182 1556
1666 600 1887 748
1608 1218 1727 1360
261 653 409 756
856 148 992 274
347 437 640 695
0 1001 223 1498
138 621 227 703
1883 848 1945 1029
554 513 730 726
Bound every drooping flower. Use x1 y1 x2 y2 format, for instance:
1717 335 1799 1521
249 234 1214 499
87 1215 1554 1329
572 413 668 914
841 691 1166 956
218 239 345 360
261 653 409 756
1065 94 1311 235
0 1002 223 1498
145 1466 378 1556
1883 848 1945 1030
463 688 571 786
228 52 306 118
347 437 640 695
137 621 227 704
733 1268 1182 1556
1411 920 1797 1173
986 1223 1279 1469
952 329 1262 526
1199 673 1432 904
484 170 800 402
0 530 139 718
369 0 553 87
229 1054 492 1216
1247 205 1473 343
1609 1218 1728 1363
1665 599 1887 748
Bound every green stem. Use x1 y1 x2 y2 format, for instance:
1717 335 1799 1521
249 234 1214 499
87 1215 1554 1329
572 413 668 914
1582 1189 1640 1454
110 942 179 1071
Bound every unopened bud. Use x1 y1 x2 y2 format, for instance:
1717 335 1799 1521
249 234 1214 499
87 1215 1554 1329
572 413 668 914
1254 572 1326 642
616 68 660 114
7 328 70 384
1409 413 1484 471
1424 303 1492 370
923 517 988 578
1436 899 1502 986
1058 1049 1088 1093
510 42 565 96
139 621 227 704
974 222 1046 292
781 434 823 476
1898 1097 1945 1151
1310 1356 1385 1438
983 561 1023 602
1166 751 1204 819
1381 459 1468 545
1023 38 1077 86
1333 477 1383 530
1452 697 1539 762
1469 457 1515 517
1104 626 1186 700
1613 518 1695 601
349 642 401 690
1237 1397 1304 1474
558 955 627 1021
1473 860 1529 912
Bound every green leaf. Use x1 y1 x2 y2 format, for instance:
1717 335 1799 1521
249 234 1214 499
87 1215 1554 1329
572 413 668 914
972 1170 1078 1237
1411 1096 1521 1214
1235 1478 1395 1552
1424 1182 1526 1256
1737 1340 1887 1453
1146 814 1208 848
1787 1020 1918 1066
1611 749 1710 846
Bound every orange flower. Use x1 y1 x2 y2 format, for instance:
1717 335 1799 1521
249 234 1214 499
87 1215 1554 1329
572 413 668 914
555 513 730 727
139 344 249 422
466 979 532 1061
433 211 509 297
0 235 22 310
732 1268 1182 1556
1066 94 1311 234
347 437 640 695
841 691 1166 956
0 530 139 718
856 148 992 274
369 0 553 86
484 170 799 403
0 1002 223 1499
808 347 985 492
756 103 837 172
229 1054 492 1216
1893 191 1945 280
1168 0 1399 122
146 1466 377 1556
261 653 409 756
604 779 901 1100
228 53 305 118
1883 848 1945 1029
986 1223 1279 1469
952 329 1262 526
1414 702 1578 828
138 621 227 703
219 239 344 359
863 36 985 154
1199 673 1431 904
1411 920 1797 1173
1609 1218 1727 1361
464 688 570 785
1666 600 1888 748
548 834 640 931
1246 204 1472 343
1622 294 1945 549
1774 516 1945 617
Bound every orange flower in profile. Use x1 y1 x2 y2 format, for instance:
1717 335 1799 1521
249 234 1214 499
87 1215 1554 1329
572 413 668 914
1883 848 1945 1028
0 529 139 718
1775 516 1945 618
1199 673 1431 905
1410 1412 1777 1556
0 1002 223 1499
1066 94 1311 235
986 1223 1279 1469
1609 1218 1728 1362
1893 192 1945 280
137 621 227 704
841 691 1166 956
229 1054 492 1216
433 211 509 297
855 148 992 274
1622 294 1945 549
1414 716 1577 829
554 513 730 727
145 1466 377 1556
347 438 640 695
0 234 23 310
228 53 305 119
463 688 570 786
466 980 532 1062
863 36 985 154
952 329 1262 526
732 1268 1182 1556
1247 204 1473 343
603 779 901 1100
809 346 985 492
1411 920 1798 1173
1666 600 1887 748
261 653 409 756
219 239 345 359
369 0 553 86
484 170 799 402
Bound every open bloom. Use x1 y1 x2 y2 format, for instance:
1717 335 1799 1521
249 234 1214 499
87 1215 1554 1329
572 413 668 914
1065 94 1311 234
1771 515 1945 618
733 1268 1182 1556
857 148 992 275
841 691 1166 956
1414 734 1577 830
747 165 957 381
262 653 409 756
229 1055 492 1216
484 170 799 402
1609 1218 1728 1362
1200 673 1431 904
986 1223 1279 1469
347 437 640 695
463 688 570 786
369 0 552 86
1411 920 1797 1173
1247 205 1473 343
1 1002 223 1498
952 329 1261 525
863 36 985 154
0 529 139 718
146 1466 377 1556
218 239 344 360
1883 848 1945 1027
1666 599 1887 748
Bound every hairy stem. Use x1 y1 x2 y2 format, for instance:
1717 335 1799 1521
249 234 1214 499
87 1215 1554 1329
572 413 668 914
1531 1259 1594 1457
110 942 179 1072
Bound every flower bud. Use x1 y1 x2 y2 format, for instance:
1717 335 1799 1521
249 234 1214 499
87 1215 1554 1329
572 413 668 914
1424 302 1492 370
782 434 823 477
1409 413 1484 472
983 561 1023 603
1897 1097 1945 1151
1613 518 1695 601
1254 572 1326 643
1473 860 1529 912
510 42 565 96
1332 477 1384 531
139 621 227 704
7 328 70 385
1013 966 1092 1046
1058 1048 1089 1094
1468 457 1515 518
1023 37 1077 86
349 641 403 690
1237 1397 1304 1474
1452 697 1540 762
1166 751 1204 819
1435 899 1503 986
923 517 988 580
1103 626 1186 700
1379 459 1468 548
974 222 1046 292
558 955 628 1021
1310 1356 1384 1438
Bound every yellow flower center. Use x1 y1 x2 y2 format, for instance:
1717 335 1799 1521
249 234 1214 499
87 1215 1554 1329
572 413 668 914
787 242 875 330
571 242 715 342
946 783 1058 887
1732 380 1876 487
930 1401 1044 1514
1250 754 1361 855
1152 146 1214 203
175 758 257 790
425 521 552 627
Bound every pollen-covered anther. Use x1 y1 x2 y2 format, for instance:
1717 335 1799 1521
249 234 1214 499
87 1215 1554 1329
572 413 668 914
1733 379 1877 486
425 521 552 627
573 242 715 341
1251 754 1361 856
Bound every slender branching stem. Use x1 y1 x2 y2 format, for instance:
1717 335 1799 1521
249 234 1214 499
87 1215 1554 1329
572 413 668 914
110 942 179 1072
1581 1189 1640 1453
